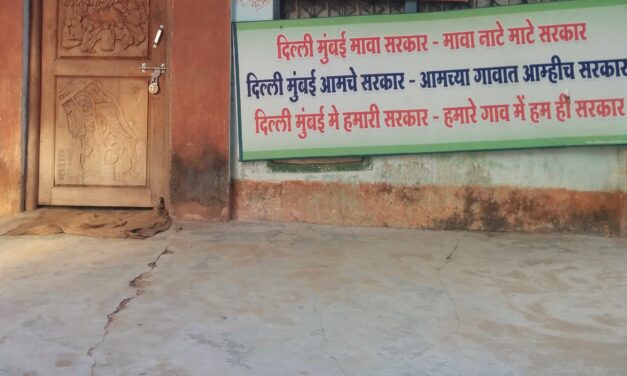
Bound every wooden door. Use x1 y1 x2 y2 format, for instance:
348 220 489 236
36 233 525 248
39 0 169 207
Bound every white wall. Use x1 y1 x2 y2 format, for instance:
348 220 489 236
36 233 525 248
232 0 273 22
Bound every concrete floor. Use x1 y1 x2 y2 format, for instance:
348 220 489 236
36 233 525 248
0 214 626 376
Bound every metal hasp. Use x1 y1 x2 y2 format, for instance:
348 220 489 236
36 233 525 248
140 63 167 74
153 25 164 48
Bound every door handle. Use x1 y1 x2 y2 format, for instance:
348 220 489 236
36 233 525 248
153 25 165 48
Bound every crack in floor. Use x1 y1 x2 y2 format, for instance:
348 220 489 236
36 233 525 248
436 271 461 335
86 245 174 376
437 241 460 271
598 262 614 305
436 241 461 335
313 299 349 376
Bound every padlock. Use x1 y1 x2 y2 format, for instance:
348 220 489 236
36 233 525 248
149 81 160 94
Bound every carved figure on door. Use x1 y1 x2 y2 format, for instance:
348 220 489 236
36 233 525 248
60 0 149 56
58 80 146 186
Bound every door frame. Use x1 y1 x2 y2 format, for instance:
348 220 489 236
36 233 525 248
25 0 172 210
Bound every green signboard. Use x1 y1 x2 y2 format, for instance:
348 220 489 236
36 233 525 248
234 0 627 160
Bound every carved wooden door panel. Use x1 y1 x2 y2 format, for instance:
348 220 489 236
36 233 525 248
39 0 169 207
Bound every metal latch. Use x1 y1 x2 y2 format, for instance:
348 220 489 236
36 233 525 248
140 64 167 95
140 63 167 74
